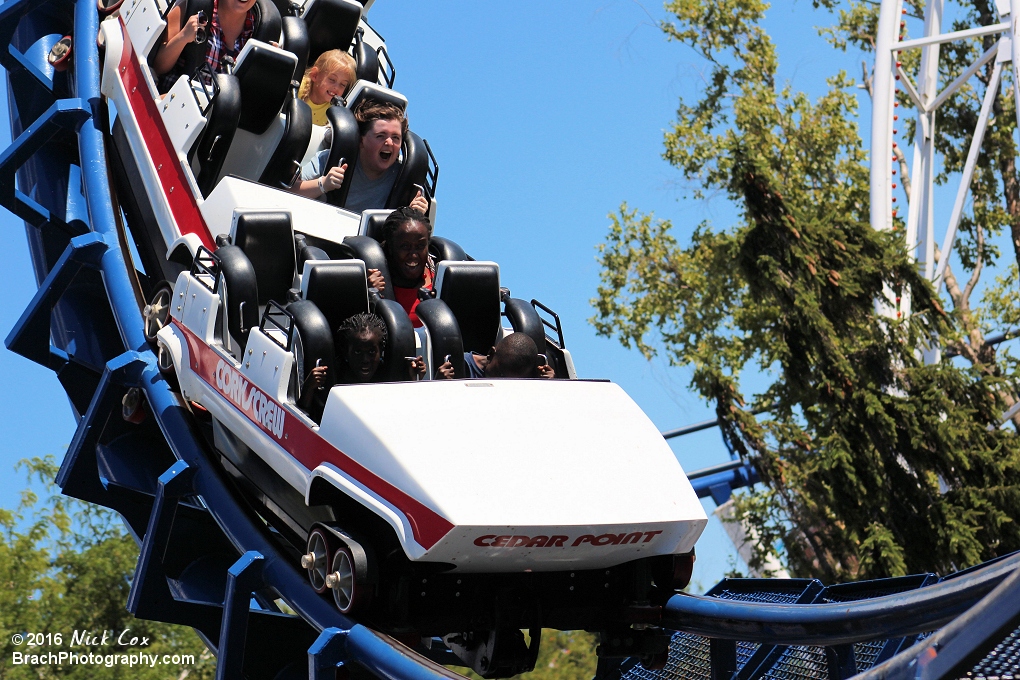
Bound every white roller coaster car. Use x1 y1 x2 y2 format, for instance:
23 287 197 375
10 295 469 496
97 0 707 674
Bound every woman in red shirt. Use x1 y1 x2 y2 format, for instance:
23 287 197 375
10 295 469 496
367 207 435 327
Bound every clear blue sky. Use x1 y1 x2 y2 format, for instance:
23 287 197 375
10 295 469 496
0 0 873 589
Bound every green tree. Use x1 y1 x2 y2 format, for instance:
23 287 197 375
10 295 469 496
592 0 1020 581
0 457 214 679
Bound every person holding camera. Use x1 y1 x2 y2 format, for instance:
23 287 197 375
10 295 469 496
153 0 258 91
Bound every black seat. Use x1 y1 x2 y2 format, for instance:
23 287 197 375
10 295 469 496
208 245 259 354
430 236 468 263
344 81 407 112
295 234 330 272
233 41 299 135
338 235 393 301
253 0 283 44
287 298 335 422
231 212 296 305
385 129 430 209
193 73 242 196
209 40 306 188
358 209 391 241
303 0 362 64
503 297 547 361
259 87 312 189
281 15 310 81
353 27 380 84
323 104 361 207
300 260 370 334
435 261 501 355
371 297 418 381
415 298 465 379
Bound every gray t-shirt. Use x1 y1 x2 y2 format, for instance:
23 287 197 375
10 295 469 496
301 149 398 213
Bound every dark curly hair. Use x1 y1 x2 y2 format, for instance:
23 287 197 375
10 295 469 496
336 313 388 353
381 206 432 244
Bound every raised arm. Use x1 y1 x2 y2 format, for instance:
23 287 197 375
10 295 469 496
291 163 346 199
152 7 206 75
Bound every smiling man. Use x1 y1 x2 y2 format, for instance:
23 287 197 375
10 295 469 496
297 99 428 213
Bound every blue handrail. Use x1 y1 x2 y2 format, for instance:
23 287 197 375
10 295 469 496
661 550 1020 645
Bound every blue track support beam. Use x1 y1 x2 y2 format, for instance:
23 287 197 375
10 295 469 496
216 551 267 680
55 351 147 500
5 232 107 366
0 0 56 92
309 628 349 680
661 551 1020 646
689 461 760 503
709 639 736 680
126 460 220 630
0 98 89 219
5 45 54 95
825 644 857 680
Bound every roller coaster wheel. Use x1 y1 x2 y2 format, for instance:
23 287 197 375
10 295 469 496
327 545 371 614
302 527 334 594
639 650 669 671
143 282 173 344
154 338 180 394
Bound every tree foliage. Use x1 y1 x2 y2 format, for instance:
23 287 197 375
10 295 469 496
593 0 1020 580
0 457 214 679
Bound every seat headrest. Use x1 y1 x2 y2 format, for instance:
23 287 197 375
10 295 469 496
231 211 296 304
358 209 392 242
302 0 363 63
300 260 370 333
253 0 283 44
233 40 299 134
286 298 335 422
430 236 468 263
372 298 417 381
354 34 380 83
385 129 429 209
435 261 501 354
209 244 259 352
345 81 408 112
324 105 361 207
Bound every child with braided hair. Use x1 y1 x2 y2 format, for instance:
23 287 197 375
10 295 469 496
301 313 425 389
298 49 356 126
366 207 435 327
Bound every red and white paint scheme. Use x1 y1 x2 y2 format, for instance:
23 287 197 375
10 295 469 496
158 266 707 570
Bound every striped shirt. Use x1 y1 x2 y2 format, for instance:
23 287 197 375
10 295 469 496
204 0 255 74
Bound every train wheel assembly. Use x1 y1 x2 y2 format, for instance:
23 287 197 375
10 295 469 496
143 283 173 343
301 527 334 594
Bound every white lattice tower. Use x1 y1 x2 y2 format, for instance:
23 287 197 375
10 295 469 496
871 0 1020 362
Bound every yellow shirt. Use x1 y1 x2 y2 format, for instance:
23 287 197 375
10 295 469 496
306 98 331 127
300 75 332 126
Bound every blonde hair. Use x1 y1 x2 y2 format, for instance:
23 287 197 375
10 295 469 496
298 50 357 101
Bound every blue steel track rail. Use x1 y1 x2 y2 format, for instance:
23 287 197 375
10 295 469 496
3 1 1020 678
